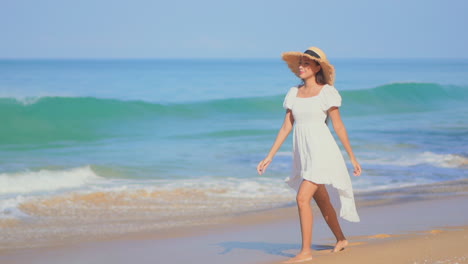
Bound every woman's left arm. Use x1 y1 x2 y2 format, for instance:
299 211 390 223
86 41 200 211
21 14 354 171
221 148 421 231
328 107 362 176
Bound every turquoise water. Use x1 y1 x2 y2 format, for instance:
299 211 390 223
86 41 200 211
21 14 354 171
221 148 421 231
0 59 467 231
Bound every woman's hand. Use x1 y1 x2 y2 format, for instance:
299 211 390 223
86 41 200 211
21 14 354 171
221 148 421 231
257 158 272 175
351 158 362 176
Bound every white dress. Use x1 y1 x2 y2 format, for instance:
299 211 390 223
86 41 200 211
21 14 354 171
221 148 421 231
283 84 360 222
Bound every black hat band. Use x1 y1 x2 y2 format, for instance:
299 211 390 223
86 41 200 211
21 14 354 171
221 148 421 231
304 50 321 59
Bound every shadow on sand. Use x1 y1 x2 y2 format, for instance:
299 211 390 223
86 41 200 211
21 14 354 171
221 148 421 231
216 241 333 257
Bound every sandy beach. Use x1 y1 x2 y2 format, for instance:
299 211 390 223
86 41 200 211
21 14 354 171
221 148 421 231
0 179 467 264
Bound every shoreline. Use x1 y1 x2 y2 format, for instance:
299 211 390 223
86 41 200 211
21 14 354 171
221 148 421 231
0 179 466 253
0 179 467 263
0 179 467 250
1 196 466 264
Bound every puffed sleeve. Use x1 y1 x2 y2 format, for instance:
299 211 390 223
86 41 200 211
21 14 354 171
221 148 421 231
283 87 298 110
320 85 342 111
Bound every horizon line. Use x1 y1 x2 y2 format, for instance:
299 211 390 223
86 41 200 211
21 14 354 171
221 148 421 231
1 56 468 61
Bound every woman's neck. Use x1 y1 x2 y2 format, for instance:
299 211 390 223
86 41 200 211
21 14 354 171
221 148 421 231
302 78 321 90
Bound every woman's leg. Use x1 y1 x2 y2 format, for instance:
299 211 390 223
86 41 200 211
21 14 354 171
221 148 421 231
283 179 318 263
313 185 348 252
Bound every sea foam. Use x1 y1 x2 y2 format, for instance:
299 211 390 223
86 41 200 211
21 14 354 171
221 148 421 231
0 166 102 195
362 151 468 169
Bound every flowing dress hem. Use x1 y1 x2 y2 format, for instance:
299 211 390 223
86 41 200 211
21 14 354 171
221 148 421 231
284 175 361 222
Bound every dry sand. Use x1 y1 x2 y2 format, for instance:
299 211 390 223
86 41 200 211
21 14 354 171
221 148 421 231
264 226 468 264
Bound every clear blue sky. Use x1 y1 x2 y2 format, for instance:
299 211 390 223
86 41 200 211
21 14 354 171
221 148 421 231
1 0 467 59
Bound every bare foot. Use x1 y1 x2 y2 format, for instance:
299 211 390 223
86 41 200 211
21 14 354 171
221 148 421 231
332 239 348 252
281 251 313 263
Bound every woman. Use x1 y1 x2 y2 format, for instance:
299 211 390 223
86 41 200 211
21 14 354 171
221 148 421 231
257 47 361 263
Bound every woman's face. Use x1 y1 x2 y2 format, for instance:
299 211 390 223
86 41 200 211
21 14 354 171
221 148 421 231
298 57 321 80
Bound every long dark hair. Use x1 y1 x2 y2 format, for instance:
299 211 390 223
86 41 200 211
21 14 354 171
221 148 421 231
315 66 326 85
315 63 331 125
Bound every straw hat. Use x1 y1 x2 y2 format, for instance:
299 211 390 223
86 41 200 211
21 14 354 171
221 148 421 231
282 47 335 85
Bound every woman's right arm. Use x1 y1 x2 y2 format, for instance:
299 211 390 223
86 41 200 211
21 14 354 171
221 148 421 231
257 109 294 175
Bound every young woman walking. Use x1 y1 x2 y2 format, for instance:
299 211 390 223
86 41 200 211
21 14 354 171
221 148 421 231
257 47 361 263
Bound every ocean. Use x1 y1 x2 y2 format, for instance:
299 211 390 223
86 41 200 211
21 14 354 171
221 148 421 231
0 58 467 249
